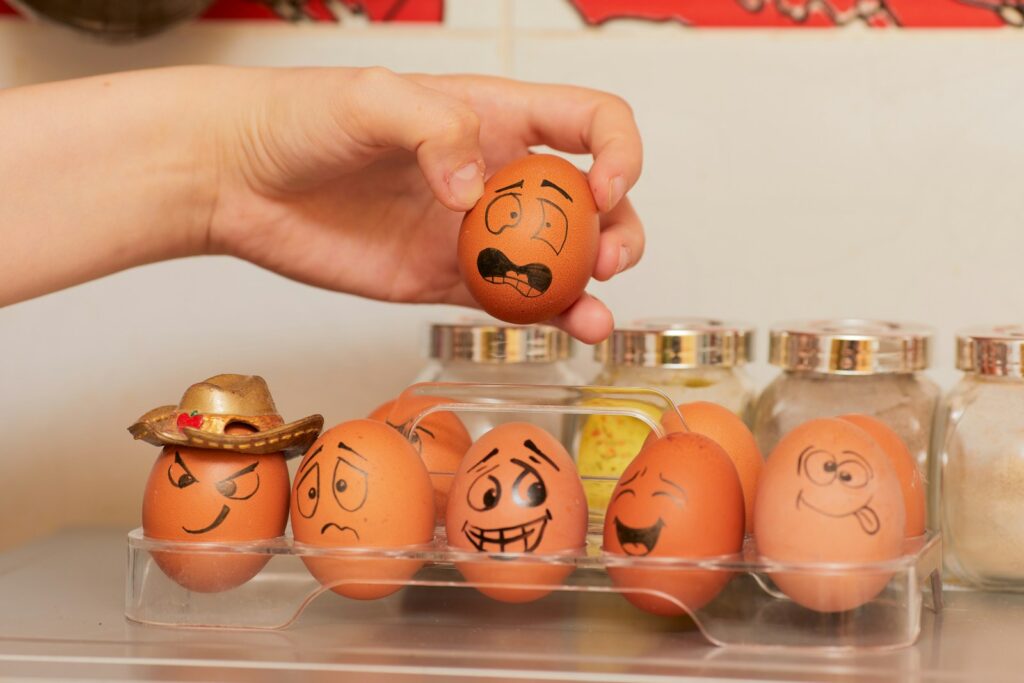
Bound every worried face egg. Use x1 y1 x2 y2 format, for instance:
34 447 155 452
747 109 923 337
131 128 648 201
290 419 435 600
754 418 906 613
603 432 745 616
142 445 290 593
446 422 587 603
457 154 599 324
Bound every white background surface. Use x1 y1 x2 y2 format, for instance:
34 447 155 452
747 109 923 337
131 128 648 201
2 1 1023 548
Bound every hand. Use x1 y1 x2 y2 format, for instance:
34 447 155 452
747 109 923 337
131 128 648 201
207 68 644 343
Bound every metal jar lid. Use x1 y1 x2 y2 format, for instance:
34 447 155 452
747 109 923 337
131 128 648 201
769 319 932 375
596 318 754 368
428 321 572 364
956 325 1024 377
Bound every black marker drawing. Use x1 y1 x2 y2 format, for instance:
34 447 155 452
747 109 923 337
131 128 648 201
476 248 552 298
215 461 260 500
485 192 523 235
183 504 230 535
509 458 547 508
532 199 568 255
320 522 361 540
540 178 573 202
296 461 321 519
614 516 666 556
462 509 552 553
333 457 369 512
168 451 198 489
795 444 880 535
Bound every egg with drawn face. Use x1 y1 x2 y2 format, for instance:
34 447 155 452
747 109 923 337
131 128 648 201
290 419 435 600
754 418 905 613
446 422 587 603
457 154 599 324
142 445 290 593
603 432 745 616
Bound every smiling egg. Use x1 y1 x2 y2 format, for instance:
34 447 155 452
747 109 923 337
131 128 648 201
457 154 599 324
603 432 745 616
446 422 587 603
290 419 435 600
754 418 905 612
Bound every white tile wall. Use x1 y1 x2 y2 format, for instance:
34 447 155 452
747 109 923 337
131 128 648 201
1 1 1022 547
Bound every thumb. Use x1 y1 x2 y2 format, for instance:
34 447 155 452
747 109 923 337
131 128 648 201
344 68 485 211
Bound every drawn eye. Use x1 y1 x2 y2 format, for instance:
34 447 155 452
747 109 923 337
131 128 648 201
485 193 522 235
296 462 320 519
468 472 502 512
532 198 567 255
804 450 838 486
333 458 369 512
838 460 870 488
216 462 260 501
512 466 547 508
167 452 197 489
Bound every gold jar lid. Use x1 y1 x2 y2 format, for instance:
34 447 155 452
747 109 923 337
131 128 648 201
596 318 754 369
428 321 572 364
769 319 932 375
956 325 1024 377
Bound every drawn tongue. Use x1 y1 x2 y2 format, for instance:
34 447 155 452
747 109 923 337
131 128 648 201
854 505 881 535
622 542 650 556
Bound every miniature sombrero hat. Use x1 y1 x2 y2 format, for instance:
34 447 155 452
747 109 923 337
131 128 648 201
128 374 323 459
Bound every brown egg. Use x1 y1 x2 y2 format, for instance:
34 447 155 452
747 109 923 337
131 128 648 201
142 445 289 593
603 432 745 616
839 414 926 537
755 418 906 613
660 402 763 534
446 422 587 603
369 395 471 523
290 419 435 600
457 154 599 324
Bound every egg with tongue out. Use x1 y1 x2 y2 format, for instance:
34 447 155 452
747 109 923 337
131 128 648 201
445 422 587 603
457 154 599 325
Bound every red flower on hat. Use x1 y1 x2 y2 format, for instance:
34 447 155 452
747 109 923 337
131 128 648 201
176 411 203 429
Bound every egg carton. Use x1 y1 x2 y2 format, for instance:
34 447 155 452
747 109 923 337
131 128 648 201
124 382 943 651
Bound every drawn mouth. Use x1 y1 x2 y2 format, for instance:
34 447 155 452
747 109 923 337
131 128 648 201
797 491 880 536
321 522 361 540
476 248 552 298
614 516 665 556
462 510 552 552
183 504 230 535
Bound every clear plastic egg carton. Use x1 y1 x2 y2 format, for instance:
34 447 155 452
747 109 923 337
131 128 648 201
125 382 943 651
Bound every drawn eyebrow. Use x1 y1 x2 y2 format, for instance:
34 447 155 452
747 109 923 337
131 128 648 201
337 441 368 461
541 179 572 202
618 469 642 487
658 473 686 498
841 451 873 475
338 456 369 477
173 451 197 480
297 445 324 474
796 445 815 474
523 439 560 471
470 447 500 471
495 180 524 193
224 461 259 481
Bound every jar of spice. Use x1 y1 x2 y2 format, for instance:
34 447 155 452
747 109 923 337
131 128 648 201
416 320 581 440
752 320 939 474
934 325 1024 589
579 318 756 513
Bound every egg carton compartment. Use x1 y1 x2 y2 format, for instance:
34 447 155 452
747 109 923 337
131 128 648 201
125 383 943 651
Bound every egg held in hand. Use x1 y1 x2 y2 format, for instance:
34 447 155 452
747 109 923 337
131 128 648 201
369 395 472 523
457 154 599 324
291 419 435 600
603 432 745 616
446 422 588 603
754 418 906 613
143 445 290 593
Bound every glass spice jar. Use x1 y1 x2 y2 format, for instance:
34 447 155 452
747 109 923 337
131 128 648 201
578 318 756 513
415 320 581 441
933 325 1024 590
752 320 939 474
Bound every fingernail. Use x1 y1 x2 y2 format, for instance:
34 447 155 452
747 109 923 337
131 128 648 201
450 162 484 208
607 175 625 211
616 245 632 274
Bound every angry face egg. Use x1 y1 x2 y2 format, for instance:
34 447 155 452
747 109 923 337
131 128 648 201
446 422 587 603
457 154 599 324
291 419 435 600
603 432 745 615
754 418 906 613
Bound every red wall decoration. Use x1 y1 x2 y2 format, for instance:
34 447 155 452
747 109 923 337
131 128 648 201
0 0 1019 26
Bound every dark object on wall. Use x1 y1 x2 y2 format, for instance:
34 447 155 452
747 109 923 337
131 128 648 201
7 0 214 40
